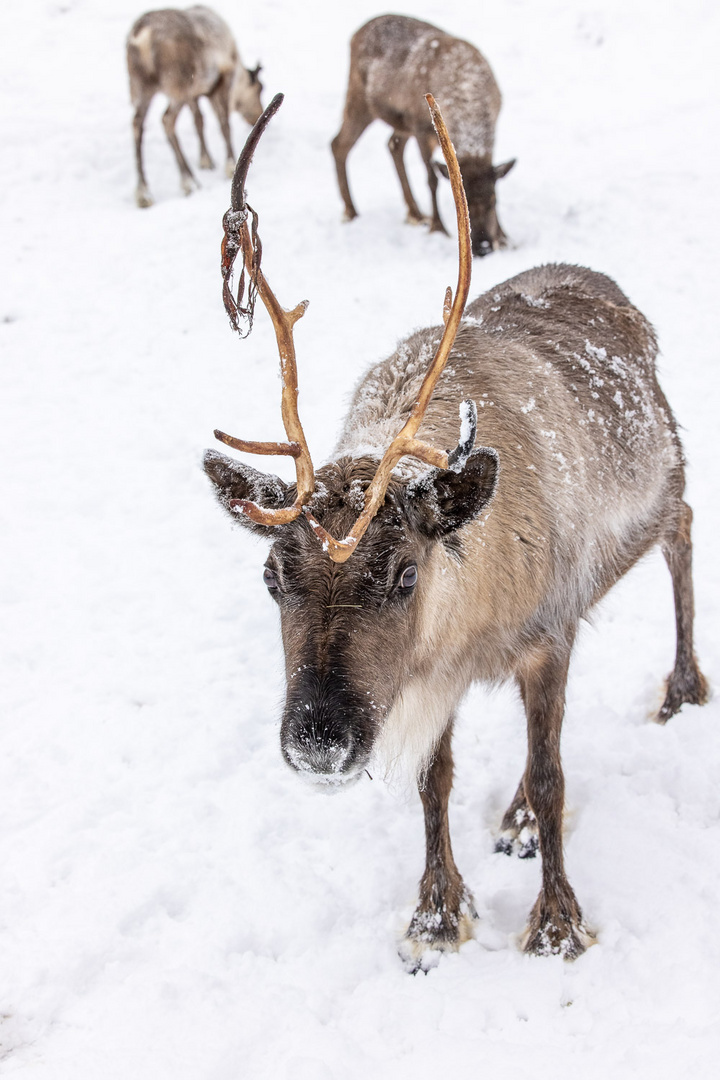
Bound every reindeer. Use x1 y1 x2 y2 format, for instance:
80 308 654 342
331 14 515 256
205 96 708 970
126 5 263 207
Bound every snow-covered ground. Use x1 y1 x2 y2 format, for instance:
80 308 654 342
1 0 719 1075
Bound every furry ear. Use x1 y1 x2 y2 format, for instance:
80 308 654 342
203 449 291 533
405 448 499 538
493 159 516 181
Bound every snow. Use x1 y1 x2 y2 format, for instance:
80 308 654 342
1 0 719 1076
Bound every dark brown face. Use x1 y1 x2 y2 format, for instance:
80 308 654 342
233 64 264 125
265 471 429 787
204 449 499 790
456 158 516 257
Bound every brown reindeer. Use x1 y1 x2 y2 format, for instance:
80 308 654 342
127 5 263 207
205 97 708 970
331 14 515 256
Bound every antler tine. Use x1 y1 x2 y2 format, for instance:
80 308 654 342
217 93 315 526
230 92 284 214
304 94 473 562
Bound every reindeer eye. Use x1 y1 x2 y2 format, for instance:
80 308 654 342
399 564 418 590
263 567 279 589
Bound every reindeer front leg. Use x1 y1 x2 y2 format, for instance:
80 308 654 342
401 721 477 972
519 642 593 958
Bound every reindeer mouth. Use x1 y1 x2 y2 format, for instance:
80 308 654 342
473 238 494 257
282 723 371 792
290 766 366 794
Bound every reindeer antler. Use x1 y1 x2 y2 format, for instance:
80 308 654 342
303 94 473 561
217 93 313 524
214 92 474 560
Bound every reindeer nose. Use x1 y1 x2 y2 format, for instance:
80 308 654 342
473 238 493 257
282 718 358 780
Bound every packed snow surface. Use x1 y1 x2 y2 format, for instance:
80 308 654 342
1 1 719 1077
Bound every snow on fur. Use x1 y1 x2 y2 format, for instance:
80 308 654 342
0 1 718 1078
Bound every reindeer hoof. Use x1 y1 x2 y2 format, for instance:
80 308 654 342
400 890 477 972
523 894 594 959
405 211 429 226
495 803 538 857
495 830 538 859
341 208 358 223
519 835 538 859
523 919 592 959
656 663 709 723
428 220 449 236
199 154 214 170
135 185 153 209
181 176 197 196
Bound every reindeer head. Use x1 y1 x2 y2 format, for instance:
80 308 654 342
205 94 498 786
232 63 264 125
436 156 516 257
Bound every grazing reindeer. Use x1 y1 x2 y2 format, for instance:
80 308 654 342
205 96 708 970
127 5 263 207
331 14 515 256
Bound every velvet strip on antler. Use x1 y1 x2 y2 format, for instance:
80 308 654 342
214 92 474 559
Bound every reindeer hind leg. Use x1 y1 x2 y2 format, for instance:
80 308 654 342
658 500 709 722
495 776 538 858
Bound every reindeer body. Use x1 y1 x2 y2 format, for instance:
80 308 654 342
331 15 515 255
127 5 263 207
206 262 707 967
339 264 678 676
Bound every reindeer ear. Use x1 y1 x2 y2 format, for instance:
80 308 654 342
203 449 291 533
493 158 516 181
405 448 499 537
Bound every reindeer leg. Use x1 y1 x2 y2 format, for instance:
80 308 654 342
162 101 196 196
388 132 427 225
400 721 476 973
132 95 153 208
208 78 235 178
658 500 709 722
331 89 372 221
520 640 593 959
190 100 214 170
495 775 538 858
417 134 448 236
